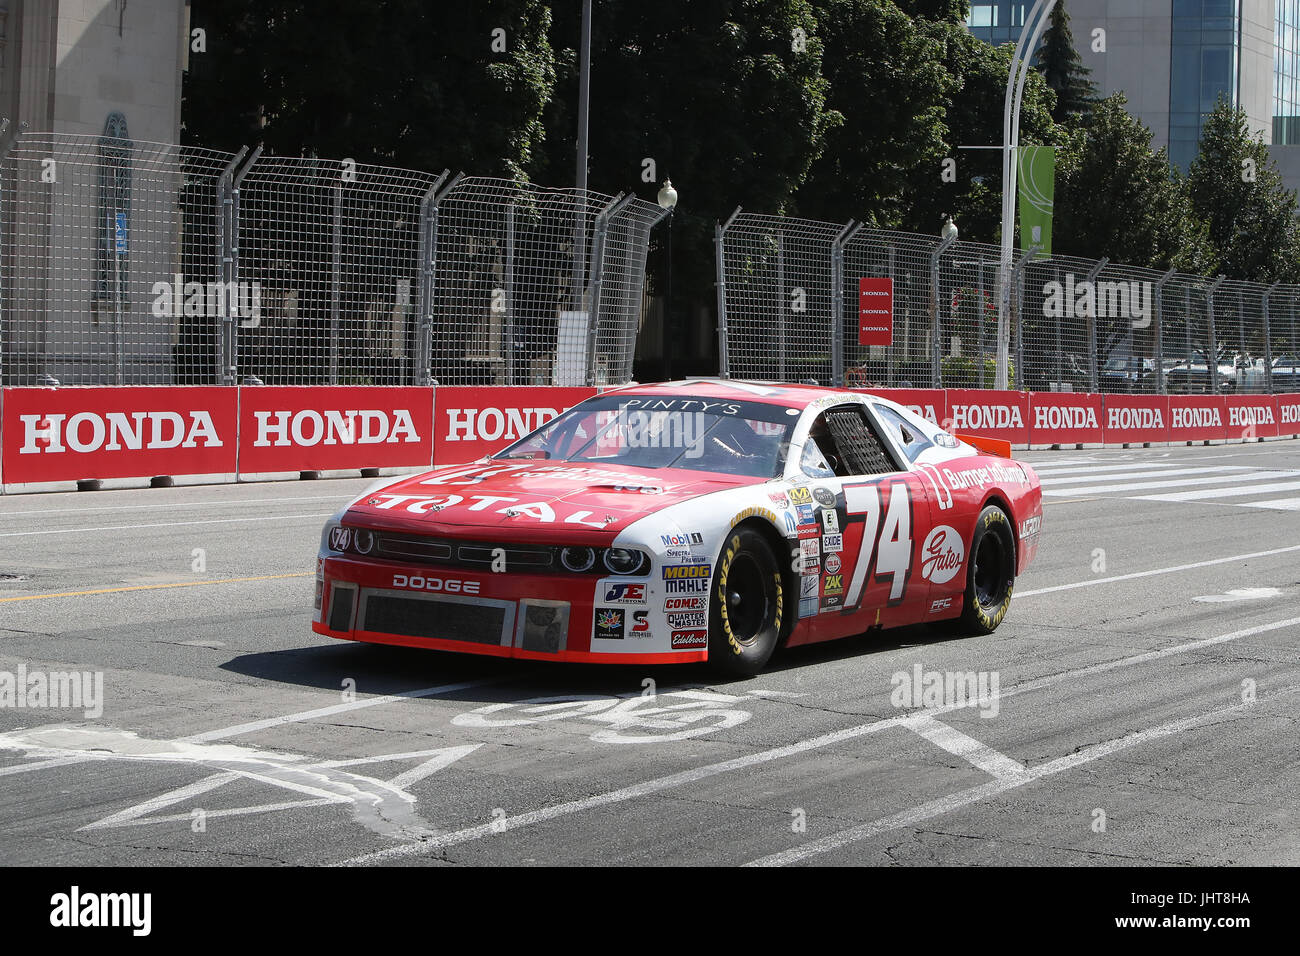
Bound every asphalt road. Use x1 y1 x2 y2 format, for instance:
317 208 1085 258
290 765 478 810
1 440 1298 866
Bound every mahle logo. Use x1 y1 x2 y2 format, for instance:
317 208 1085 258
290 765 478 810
1042 273 1153 327
151 275 262 327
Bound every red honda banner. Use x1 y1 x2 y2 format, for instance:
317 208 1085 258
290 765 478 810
855 388 947 427
1166 395 1229 443
1 386 238 484
1028 392 1103 446
236 386 434 474
1223 394 1281 440
1276 394 1300 436
858 278 893 346
943 389 1030 445
1101 394 1169 445
432 386 598 465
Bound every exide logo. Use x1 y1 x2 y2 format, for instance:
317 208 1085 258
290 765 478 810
444 407 564 442
253 409 419 447
19 411 222 455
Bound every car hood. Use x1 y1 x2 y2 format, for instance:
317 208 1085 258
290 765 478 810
343 459 759 540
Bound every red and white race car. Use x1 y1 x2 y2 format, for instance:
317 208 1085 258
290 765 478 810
313 380 1043 675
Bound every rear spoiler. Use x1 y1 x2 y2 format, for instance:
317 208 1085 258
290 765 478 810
955 434 1013 459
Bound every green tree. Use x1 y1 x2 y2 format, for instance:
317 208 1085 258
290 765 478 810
1054 94 1214 273
892 0 970 22
793 1 953 226
1034 1 1097 125
183 0 556 180
1187 96 1300 283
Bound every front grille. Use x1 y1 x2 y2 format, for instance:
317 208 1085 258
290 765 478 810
371 532 552 571
375 533 453 561
328 585 356 631
363 593 507 645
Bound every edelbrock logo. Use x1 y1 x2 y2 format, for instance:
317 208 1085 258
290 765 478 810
151 275 261 327
1033 405 1097 430
253 409 419 447
19 411 222 454
1042 273 1153 327
948 403 1023 431
444 406 564 442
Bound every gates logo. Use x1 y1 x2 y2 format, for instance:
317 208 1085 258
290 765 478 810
920 525 964 584
18 411 224 454
253 409 420 447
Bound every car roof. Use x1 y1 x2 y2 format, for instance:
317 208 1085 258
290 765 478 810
600 378 894 410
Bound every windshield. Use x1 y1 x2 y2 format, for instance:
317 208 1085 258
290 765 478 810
493 395 799 478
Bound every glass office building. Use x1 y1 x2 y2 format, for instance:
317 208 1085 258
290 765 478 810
1169 1 1241 170
1275 0 1300 145
966 2 1033 47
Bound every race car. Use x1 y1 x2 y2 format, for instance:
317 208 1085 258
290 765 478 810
313 380 1043 676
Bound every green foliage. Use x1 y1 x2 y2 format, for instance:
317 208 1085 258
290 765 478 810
892 0 970 22
1186 96 1300 283
981 356 1013 389
1034 1 1096 125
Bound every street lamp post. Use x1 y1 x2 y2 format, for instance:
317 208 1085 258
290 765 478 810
658 179 678 380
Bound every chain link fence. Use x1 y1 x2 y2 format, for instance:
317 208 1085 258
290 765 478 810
0 128 666 388
718 209 1300 395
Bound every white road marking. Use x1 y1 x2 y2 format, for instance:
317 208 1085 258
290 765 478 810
1043 469 1300 496
0 514 335 538
1239 497 1300 511
0 495 352 517
745 684 1300 866
336 614 1300 865
1193 587 1282 603
1040 466 1252 484
1032 463 1181 477
1134 479 1300 502
1016 544 1300 597
901 715 1026 780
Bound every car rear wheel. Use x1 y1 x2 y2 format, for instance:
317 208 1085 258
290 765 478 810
959 505 1016 635
708 527 784 677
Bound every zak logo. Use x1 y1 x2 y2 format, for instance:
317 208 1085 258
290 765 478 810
920 525 964 584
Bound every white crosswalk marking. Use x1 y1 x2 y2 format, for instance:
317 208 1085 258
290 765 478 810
1239 497 1300 510
1135 480 1300 502
1033 462 1182 477
1041 469 1300 497
1042 466 1254 485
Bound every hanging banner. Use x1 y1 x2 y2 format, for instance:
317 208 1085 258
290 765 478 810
1017 145 1054 258
858 277 894 346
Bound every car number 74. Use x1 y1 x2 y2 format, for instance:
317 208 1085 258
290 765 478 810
843 481 913 607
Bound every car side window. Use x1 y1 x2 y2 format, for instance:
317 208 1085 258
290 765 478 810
803 406 901 477
873 404 933 463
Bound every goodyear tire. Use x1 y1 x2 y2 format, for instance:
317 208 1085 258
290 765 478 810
959 505 1016 635
708 527 784 677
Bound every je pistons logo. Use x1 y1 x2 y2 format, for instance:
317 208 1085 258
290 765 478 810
921 525 964 584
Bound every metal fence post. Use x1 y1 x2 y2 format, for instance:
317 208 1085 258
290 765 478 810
714 206 741 378
215 147 248 385
584 192 625 386
775 228 786 382
329 174 343 385
829 220 857 387
929 232 957 387
0 126 21 387
885 243 896 385
413 170 450 387
1011 244 1039 388
1262 281 1279 395
1207 275 1224 395
1084 258 1107 392
1153 267 1176 395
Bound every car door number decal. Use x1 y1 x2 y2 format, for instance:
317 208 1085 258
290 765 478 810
844 481 913 607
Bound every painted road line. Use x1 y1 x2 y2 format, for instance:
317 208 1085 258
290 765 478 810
1239 497 1300 511
1040 466 1253 485
1016 544 1300 597
336 614 1300 866
183 678 505 743
0 494 353 517
1133 479 1300 502
745 684 1300 867
0 573 313 603
901 714 1027 780
1043 470 1300 496
0 514 335 538
1032 463 1181 477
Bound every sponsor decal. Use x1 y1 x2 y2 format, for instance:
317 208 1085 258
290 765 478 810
929 597 953 614
602 582 647 604
797 523 820 540
823 552 841 574
1171 406 1222 429
594 608 625 640
799 597 819 619
1019 515 1042 540
800 575 819 598
1032 405 1098 431
667 611 707 629
660 532 704 548
665 578 711 594
789 487 813 505
1228 405 1276 427
796 503 815 524
663 564 711 580
768 491 790 508
820 594 844 612
670 629 708 649
328 526 352 551
821 509 839 532
800 538 821 559
252 409 419 448
920 526 964 584
391 574 481 595
938 463 1029 491
782 511 799 534
619 398 742 415
664 596 706 612
18 409 224 455
730 506 779 527
822 533 843 552
948 403 1024 431
1282 401 1300 425
1107 406 1165 430
631 610 650 635
812 487 836 507
933 433 959 448
822 573 844 596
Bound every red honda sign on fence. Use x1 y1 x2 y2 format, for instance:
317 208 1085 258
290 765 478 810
1277 394 1300 437
432 386 598 465
858 278 893 346
1028 392 1103 446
